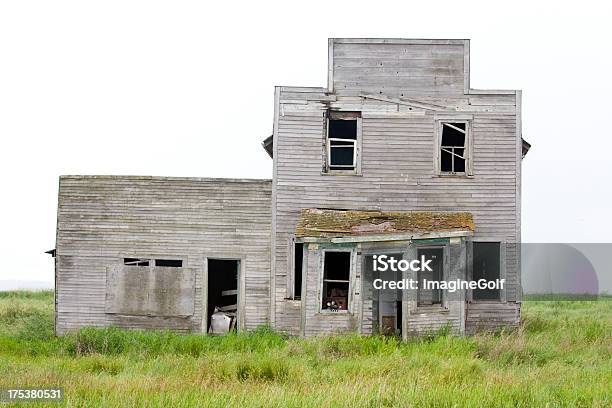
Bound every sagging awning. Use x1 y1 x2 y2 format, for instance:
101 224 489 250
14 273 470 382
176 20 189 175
295 208 474 242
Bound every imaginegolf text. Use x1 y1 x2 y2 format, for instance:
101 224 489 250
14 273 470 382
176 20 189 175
372 278 505 293
371 254 505 293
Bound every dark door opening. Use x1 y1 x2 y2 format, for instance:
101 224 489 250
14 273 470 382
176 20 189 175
207 259 239 333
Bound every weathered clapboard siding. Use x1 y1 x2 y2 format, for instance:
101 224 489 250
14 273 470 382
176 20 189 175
465 302 521 334
271 39 522 336
56 176 271 334
330 39 469 97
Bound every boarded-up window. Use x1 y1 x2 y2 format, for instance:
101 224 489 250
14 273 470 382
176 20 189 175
472 242 501 300
124 258 183 267
106 265 195 316
322 251 351 310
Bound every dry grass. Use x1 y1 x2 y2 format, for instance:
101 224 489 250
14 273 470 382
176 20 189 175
0 291 610 407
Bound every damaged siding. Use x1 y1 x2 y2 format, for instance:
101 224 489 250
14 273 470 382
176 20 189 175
272 40 521 335
55 176 271 334
330 39 469 97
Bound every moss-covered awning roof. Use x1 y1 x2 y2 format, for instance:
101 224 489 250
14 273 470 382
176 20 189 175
295 208 474 238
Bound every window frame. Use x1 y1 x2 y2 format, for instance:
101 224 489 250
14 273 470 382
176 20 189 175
468 241 506 303
319 248 355 313
434 117 473 177
287 236 304 301
415 245 449 310
323 111 362 175
122 256 186 268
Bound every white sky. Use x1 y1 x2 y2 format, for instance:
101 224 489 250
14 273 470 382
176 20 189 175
1 1 611 284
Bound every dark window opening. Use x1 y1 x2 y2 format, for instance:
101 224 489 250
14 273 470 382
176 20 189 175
155 259 183 267
293 243 303 299
472 242 501 300
328 111 359 171
440 122 466 173
124 258 149 266
329 119 357 140
322 251 351 310
417 248 444 306
207 259 239 333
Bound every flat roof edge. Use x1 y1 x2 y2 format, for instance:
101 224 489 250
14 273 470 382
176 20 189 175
330 38 469 45
59 175 272 183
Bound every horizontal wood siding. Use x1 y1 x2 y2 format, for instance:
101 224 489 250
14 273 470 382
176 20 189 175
465 302 521 334
56 176 271 334
273 84 520 335
331 39 467 97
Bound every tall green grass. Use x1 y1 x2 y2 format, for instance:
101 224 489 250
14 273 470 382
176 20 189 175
0 291 610 407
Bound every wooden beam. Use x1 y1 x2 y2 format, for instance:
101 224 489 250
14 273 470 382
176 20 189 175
360 93 449 111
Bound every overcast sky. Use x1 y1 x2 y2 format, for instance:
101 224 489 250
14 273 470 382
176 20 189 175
1 1 611 285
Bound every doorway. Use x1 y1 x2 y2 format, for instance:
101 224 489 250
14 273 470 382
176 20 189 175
206 259 240 334
362 252 403 336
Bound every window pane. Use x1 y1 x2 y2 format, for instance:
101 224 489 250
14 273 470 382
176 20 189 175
330 146 354 166
454 148 465 173
329 119 357 140
124 258 149 266
441 123 465 147
473 242 501 300
323 252 351 281
322 281 349 310
155 259 182 267
441 150 453 172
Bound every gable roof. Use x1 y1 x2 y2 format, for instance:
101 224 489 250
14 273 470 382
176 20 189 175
295 208 474 238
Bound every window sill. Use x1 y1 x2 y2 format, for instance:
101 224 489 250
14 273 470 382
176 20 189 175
321 171 362 177
411 305 450 314
317 310 352 315
433 173 474 179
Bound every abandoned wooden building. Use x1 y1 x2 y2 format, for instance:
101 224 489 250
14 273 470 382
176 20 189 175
53 39 528 338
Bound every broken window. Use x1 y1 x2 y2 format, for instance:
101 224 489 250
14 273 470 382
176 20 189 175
321 251 351 311
124 258 150 266
123 258 183 267
293 242 303 300
440 122 468 174
326 111 360 172
472 242 501 300
417 248 444 306
155 259 183 267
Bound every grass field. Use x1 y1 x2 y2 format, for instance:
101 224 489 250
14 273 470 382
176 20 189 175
0 291 610 407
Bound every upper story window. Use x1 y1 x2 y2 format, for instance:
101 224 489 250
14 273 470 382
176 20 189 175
436 120 472 176
324 111 361 174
